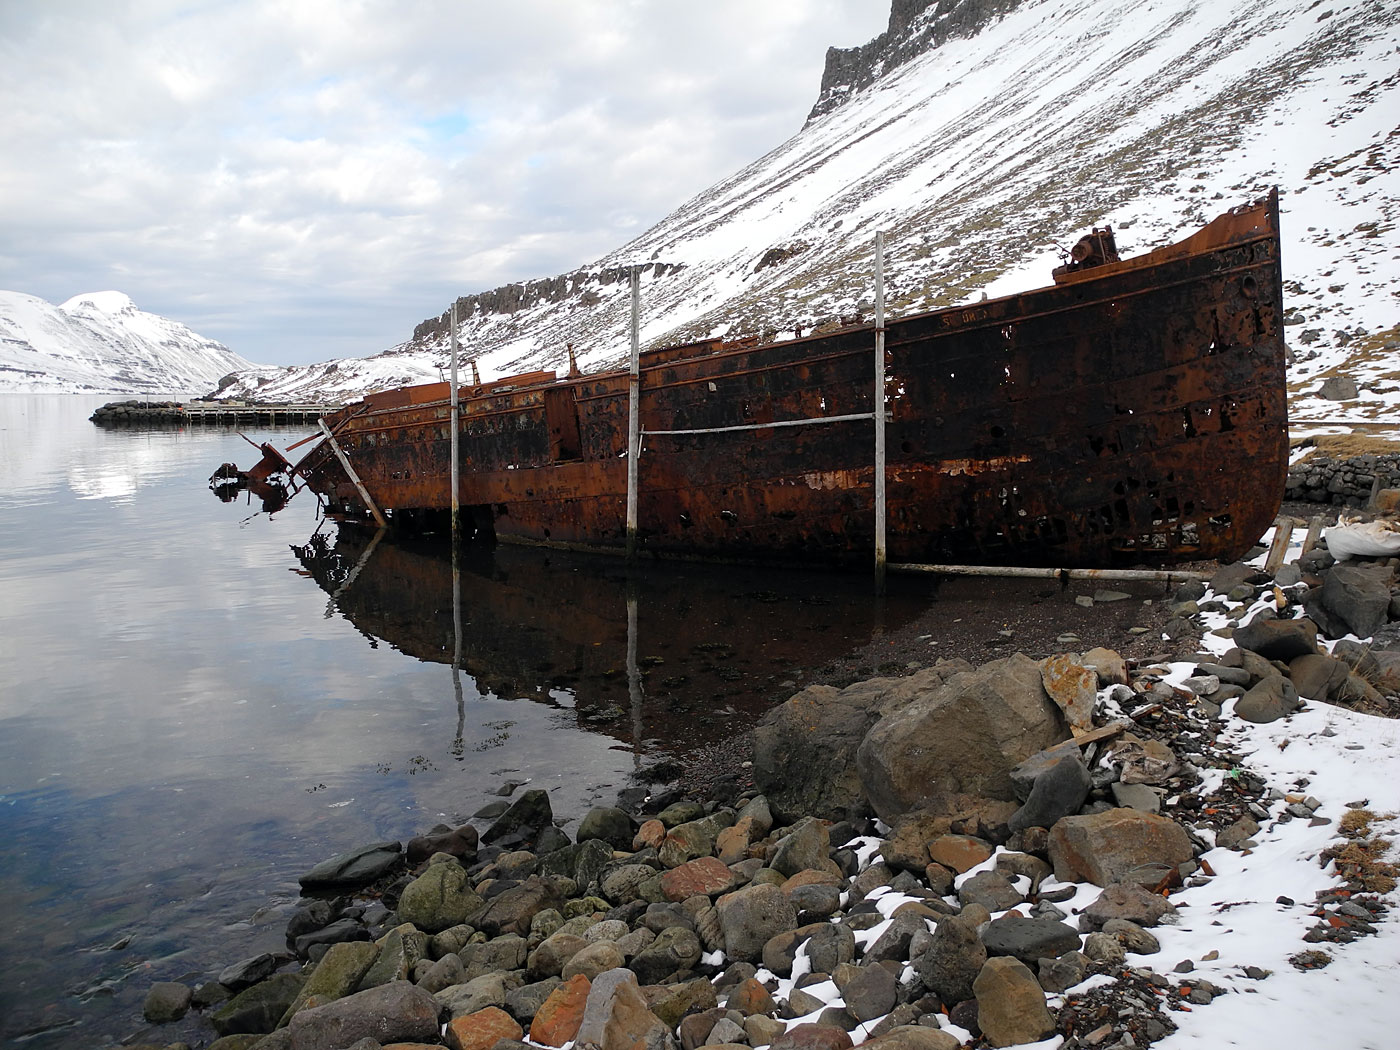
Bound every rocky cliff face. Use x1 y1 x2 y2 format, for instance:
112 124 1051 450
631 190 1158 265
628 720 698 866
807 0 1025 121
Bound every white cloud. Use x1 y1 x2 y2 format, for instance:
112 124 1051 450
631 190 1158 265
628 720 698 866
0 0 886 365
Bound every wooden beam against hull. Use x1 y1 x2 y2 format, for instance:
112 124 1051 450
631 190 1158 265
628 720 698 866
319 418 388 529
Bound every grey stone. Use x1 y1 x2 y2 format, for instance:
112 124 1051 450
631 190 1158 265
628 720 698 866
1037 950 1089 993
1078 883 1176 930
1232 618 1318 662
913 915 985 1005
461 933 528 981
219 954 279 991
357 923 427 989
562 940 627 981
143 981 192 1024
1235 675 1302 724
433 971 510 1018
981 914 1082 965
957 870 1024 911
1101 918 1160 955
629 926 702 984
1310 564 1395 639
212 973 306 1036
528 931 588 979
280 941 379 1025
832 962 898 1022
1110 782 1161 813
396 861 483 933
790 883 842 922
718 883 798 963
482 789 555 848
1216 815 1260 850
762 921 855 977
1319 375 1358 400
770 817 833 877
286 981 439 1049
299 841 402 890
576 807 635 850
857 654 1070 822
1009 747 1090 832
416 952 466 994
752 664 970 822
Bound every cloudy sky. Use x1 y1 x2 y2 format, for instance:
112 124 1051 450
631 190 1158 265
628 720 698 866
0 1 886 366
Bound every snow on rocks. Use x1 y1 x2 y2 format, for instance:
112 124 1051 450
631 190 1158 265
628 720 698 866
129 549 1400 1050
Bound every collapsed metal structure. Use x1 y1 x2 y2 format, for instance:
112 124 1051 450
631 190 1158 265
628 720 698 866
246 193 1289 570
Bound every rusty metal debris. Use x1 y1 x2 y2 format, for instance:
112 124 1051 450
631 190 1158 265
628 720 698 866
209 437 296 514
242 192 1288 569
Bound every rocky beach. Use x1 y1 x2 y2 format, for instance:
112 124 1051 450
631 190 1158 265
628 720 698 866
115 514 1400 1050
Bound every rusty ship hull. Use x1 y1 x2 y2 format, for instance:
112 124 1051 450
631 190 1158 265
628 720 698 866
290 194 1288 568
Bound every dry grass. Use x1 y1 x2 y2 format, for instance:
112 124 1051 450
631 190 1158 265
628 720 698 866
1321 808 1398 894
1339 808 1380 837
1288 432 1400 459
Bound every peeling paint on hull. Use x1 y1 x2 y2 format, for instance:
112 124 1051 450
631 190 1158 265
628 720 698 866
289 195 1288 568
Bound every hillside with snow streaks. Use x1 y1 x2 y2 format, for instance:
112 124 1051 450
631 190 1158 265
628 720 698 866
221 0 1400 424
0 290 259 394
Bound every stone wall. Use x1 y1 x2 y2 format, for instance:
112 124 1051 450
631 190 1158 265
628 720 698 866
1286 452 1400 506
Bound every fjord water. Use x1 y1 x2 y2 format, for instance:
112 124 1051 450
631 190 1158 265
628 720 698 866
0 394 921 1048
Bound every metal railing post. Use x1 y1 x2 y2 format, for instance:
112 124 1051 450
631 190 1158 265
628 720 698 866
874 231 887 594
626 266 641 560
450 301 460 548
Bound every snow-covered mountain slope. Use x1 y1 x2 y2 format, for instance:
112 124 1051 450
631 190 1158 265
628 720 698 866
0 290 259 394
220 0 1400 428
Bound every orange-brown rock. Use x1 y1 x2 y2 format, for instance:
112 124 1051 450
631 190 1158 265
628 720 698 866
445 1005 523 1050
1040 653 1097 735
530 973 592 1047
927 834 992 875
633 819 666 851
661 856 741 901
715 816 760 863
726 976 777 1016
780 869 842 893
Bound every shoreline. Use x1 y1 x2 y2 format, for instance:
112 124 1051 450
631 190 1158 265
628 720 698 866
117 523 1400 1050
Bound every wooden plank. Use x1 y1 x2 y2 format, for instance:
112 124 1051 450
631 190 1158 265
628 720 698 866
319 419 387 529
1299 515 1325 560
1263 515 1295 575
1072 720 1133 746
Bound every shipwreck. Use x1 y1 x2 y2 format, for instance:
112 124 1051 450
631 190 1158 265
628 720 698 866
238 193 1288 569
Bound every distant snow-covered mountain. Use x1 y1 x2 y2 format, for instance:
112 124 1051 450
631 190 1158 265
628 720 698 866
0 289 258 394
217 0 1399 426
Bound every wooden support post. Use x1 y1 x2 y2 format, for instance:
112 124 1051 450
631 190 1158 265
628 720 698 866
318 418 387 529
1263 516 1295 576
626 265 641 560
874 231 888 594
450 301 461 548
1300 514 1325 560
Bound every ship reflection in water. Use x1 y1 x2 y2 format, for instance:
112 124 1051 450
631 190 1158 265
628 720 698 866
290 525 926 760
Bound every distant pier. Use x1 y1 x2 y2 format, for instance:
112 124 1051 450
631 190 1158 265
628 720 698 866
89 399 339 427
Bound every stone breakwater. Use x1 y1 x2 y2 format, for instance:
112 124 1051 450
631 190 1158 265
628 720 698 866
1285 453 1400 507
124 547 1400 1050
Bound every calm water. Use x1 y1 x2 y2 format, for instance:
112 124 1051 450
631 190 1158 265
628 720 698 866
0 394 926 1048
